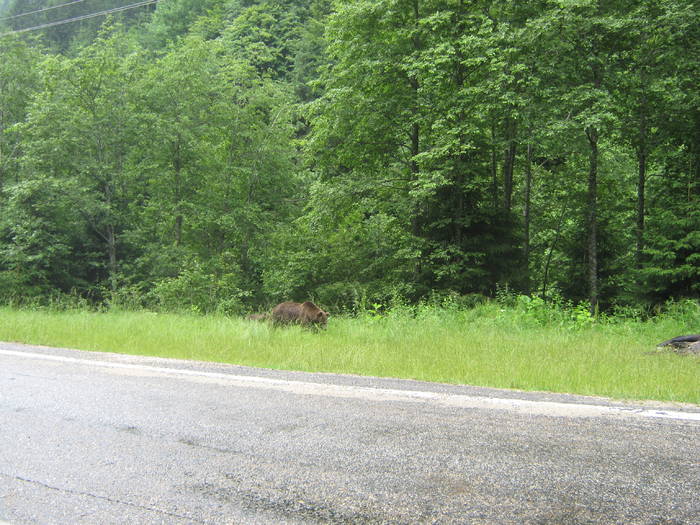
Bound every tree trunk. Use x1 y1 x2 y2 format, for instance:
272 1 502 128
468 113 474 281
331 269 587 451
409 0 420 190
585 126 598 316
503 118 517 211
409 0 422 271
491 121 498 209
523 143 533 294
174 215 183 247
0 107 4 191
635 147 646 269
409 90 420 240
541 203 567 302
173 138 183 246
106 223 118 293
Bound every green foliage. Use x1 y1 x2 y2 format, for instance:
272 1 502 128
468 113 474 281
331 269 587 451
0 37 40 187
639 157 700 302
221 0 304 79
144 0 219 48
151 258 249 315
0 0 697 314
0 176 91 298
658 298 700 327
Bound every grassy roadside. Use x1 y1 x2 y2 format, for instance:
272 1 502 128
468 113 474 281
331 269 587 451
0 304 698 404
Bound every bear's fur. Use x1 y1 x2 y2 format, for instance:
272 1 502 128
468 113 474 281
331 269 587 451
271 301 329 328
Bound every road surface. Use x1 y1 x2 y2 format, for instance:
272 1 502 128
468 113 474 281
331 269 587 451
1 342 699 524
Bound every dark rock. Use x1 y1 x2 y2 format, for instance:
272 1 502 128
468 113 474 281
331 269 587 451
656 335 700 355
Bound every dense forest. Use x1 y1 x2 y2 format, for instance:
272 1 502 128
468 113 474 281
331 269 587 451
0 0 698 314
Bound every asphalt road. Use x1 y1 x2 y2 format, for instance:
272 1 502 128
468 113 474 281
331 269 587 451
1 342 698 524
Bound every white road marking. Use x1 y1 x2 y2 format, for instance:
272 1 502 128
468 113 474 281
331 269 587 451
2 348 699 422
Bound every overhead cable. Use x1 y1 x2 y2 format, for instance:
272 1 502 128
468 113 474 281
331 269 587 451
0 0 158 36
0 0 92 21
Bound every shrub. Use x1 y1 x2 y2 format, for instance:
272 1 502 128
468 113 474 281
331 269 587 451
151 259 249 315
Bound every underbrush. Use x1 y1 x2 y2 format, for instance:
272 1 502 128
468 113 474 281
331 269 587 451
0 298 697 404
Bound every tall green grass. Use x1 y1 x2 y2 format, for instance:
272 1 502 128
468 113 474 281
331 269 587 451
0 302 697 404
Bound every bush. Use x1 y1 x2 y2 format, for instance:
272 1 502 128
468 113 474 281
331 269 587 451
660 299 700 325
151 259 249 315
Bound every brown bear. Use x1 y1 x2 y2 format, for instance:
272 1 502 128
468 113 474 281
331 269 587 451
271 301 329 328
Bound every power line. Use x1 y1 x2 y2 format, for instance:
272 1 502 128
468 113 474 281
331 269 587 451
0 0 92 21
0 0 158 36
